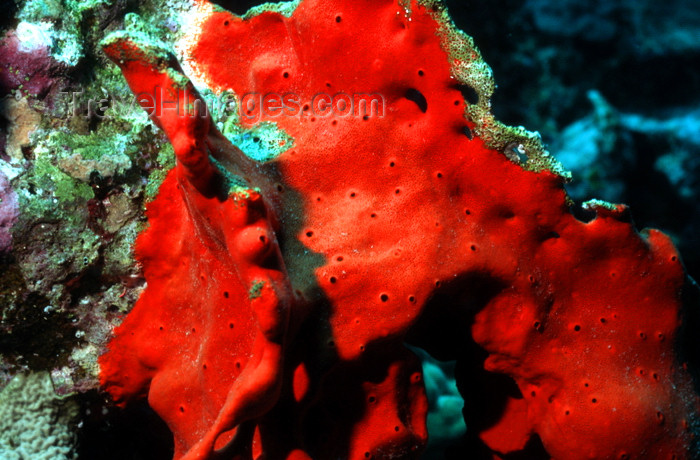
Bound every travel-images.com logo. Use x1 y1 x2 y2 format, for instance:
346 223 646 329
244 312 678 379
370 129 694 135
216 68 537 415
60 88 386 122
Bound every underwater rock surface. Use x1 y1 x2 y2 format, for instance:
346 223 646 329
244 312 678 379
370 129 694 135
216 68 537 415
0 170 18 254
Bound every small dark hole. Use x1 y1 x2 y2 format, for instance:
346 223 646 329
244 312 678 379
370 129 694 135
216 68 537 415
306 231 313 238
370 213 377 218
408 296 416 303
500 209 515 219
380 294 389 302
224 20 230 26
368 396 376 403
574 325 581 332
224 291 229 298
335 15 342 23
591 398 597 403
336 256 344 262
283 72 289 78
229 323 234 329
470 245 476 251
389 161 395 167
330 276 337 284
418 69 424 76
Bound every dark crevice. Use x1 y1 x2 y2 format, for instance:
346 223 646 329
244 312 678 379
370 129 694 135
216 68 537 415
78 395 174 460
456 84 479 106
405 88 428 113
463 125 473 140
210 0 293 15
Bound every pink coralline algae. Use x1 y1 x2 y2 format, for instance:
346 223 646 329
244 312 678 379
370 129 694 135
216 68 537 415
98 0 700 459
0 27 60 100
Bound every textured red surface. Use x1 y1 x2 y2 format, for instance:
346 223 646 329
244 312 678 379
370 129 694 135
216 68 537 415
99 37 294 458
99 0 699 458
